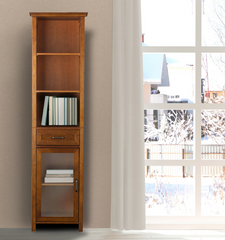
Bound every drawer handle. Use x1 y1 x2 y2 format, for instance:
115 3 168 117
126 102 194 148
76 179 78 192
51 137 65 139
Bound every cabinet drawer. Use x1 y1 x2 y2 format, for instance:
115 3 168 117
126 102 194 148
37 129 79 146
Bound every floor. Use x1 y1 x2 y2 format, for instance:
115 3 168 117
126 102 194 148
1 226 225 240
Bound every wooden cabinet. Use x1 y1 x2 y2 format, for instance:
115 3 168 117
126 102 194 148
30 12 88 232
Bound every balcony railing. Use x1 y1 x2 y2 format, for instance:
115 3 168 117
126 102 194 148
145 144 225 177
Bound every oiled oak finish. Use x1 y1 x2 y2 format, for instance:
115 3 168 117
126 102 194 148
31 12 87 232
37 129 80 146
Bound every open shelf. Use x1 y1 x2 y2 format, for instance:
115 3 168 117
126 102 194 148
37 55 80 91
37 20 80 53
37 92 80 127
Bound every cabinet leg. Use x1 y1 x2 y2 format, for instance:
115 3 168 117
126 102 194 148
32 223 36 232
79 223 83 232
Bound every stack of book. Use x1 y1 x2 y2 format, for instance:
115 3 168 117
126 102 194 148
44 169 74 183
41 96 78 126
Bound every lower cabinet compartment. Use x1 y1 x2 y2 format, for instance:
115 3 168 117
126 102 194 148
36 148 79 222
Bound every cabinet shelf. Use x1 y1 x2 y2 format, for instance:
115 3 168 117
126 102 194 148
37 53 81 56
37 125 80 129
36 90 80 93
42 183 74 186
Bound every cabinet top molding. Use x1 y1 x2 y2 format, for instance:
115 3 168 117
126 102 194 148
29 12 88 17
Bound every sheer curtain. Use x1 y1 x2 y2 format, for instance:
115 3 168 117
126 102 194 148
111 0 145 230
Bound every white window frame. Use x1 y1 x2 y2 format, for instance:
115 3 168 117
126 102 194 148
143 0 225 229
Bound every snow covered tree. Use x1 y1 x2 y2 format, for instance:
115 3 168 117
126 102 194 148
201 109 225 144
203 0 225 46
144 117 158 142
144 110 193 144
202 0 225 103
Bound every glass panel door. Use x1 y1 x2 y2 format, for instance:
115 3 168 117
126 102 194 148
37 148 79 222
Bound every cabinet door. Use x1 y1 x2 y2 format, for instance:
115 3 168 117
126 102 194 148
36 148 79 222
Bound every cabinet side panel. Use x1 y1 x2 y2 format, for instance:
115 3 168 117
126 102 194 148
32 128 37 231
79 17 85 128
32 16 37 231
79 128 84 231
32 17 37 128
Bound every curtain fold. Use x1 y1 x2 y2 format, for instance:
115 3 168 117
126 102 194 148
111 0 145 230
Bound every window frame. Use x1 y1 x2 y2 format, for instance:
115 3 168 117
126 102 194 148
143 0 225 228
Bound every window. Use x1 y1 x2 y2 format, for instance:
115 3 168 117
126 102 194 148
142 0 225 227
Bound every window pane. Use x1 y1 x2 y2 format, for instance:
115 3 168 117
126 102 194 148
201 110 225 160
141 0 195 46
145 166 195 216
145 109 194 160
143 53 195 104
202 166 225 215
201 53 225 103
202 0 225 46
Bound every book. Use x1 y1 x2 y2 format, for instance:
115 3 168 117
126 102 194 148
52 97 56 125
64 98 68 125
56 97 59 125
46 169 74 175
58 97 64 125
72 97 74 125
74 97 77 125
41 96 49 126
45 174 73 178
68 98 72 125
49 96 53 125
67 98 70 125
44 177 74 183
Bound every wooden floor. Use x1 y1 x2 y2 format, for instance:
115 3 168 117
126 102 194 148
1 226 225 240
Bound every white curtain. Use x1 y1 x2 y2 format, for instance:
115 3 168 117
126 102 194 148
111 0 145 230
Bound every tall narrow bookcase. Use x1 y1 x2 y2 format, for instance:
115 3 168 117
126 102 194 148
30 12 88 232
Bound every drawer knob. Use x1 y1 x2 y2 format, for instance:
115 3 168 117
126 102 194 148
51 137 65 139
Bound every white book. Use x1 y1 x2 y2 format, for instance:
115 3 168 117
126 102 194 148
45 174 73 178
72 97 75 125
41 96 49 126
56 97 59 125
64 98 68 125
46 169 74 175
44 177 74 183
69 98 72 125
58 97 64 125
67 98 70 125
49 96 53 125
52 97 56 125
74 97 77 125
